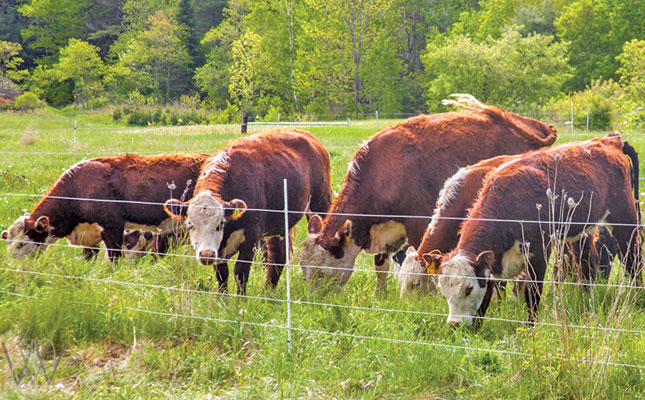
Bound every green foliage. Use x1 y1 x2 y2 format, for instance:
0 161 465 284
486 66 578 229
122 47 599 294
18 0 87 64
556 0 645 91
12 91 40 111
54 39 104 109
27 65 73 107
617 39 645 105
0 40 27 82
422 31 572 109
123 106 211 126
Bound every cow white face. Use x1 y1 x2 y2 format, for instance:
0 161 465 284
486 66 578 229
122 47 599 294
437 252 492 326
2 216 52 258
300 216 362 289
164 191 247 266
398 246 436 297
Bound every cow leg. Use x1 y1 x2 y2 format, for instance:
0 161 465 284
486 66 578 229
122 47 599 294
214 262 229 292
101 227 124 261
234 242 255 295
524 256 547 325
374 254 390 293
577 234 599 289
82 247 99 260
611 225 642 281
475 281 496 328
265 236 286 288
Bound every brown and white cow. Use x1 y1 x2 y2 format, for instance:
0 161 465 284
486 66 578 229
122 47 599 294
398 154 522 296
2 153 208 260
164 129 332 294
301 94 557 292
427 134 641 326
398 152 620 297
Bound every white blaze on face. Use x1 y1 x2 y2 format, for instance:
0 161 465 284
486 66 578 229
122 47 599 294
438 253 489 326
300 233 362 288
185 191 227 265
398 249 436 297
3 216 48 258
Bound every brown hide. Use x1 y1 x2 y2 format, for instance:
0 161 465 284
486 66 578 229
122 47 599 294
449 134 640 322
19 153 208 260
316 106 557 257
186 129 332 294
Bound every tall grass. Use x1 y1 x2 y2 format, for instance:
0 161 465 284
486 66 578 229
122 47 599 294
0 108 643 398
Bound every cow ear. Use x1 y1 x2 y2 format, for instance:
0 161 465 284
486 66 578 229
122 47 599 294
334 220 352 245
35 216 50 233
422 250 442 275
164 199 188 221
225 199 247 221
1 230 7 240
308 214 323 234
475 250 494 269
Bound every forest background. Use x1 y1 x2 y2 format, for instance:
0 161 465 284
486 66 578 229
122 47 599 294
0 0 644 129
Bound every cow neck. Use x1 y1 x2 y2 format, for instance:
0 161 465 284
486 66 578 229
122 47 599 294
31 178 79 238
455 215 508 276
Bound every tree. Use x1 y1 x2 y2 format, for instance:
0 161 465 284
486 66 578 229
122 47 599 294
617 39 645 104
0 41 27 82
422 31 571 109
228 31 262 111
18 0 87 64
556 0 645 90
54 39 104 109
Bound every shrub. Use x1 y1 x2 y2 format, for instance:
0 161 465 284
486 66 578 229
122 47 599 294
13 91 41 111
112 109 123 121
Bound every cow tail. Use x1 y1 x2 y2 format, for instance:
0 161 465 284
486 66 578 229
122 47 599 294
622 141 641 225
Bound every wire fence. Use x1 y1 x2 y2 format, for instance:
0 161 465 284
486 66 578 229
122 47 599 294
1 185 644 370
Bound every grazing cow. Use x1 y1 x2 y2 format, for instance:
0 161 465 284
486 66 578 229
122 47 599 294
164 129 332 294
301 94 557 291
427 134 641 326
398 154 522 296
399 153 621 297
2 153 208 260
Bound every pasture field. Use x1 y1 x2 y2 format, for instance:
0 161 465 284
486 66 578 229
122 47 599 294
0 108 644 399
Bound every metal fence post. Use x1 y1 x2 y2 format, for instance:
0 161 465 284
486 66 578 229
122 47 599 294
283 179 292 353
586 109 590 132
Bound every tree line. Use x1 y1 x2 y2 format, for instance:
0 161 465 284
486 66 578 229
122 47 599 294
0 0 643 128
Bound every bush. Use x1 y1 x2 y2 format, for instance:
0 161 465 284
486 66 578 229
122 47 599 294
112 109 123 121
13 91 41 111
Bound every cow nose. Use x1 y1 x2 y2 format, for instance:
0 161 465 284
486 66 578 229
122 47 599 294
448 320 460 328
199 250 217 265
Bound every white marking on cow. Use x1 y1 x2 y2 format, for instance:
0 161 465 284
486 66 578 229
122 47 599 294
221 229 245 258
428 167 468 235
201 151 230 178
347 141 370 177
398 249 437 297
300 234 362 290
500 240 527 279
438 252 490 326
3 216 49 258
185 191 228 265
366 221 406 254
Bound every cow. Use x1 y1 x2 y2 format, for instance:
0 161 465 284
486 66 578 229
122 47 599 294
163 129 332 295
301 94 557 292
2 153 209 260
398 154 522 297
426 134 641 327
398 153 620 297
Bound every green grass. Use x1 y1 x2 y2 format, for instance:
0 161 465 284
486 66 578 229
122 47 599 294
0 108 644 399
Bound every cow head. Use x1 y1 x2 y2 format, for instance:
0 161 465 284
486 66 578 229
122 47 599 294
2 215 54 258
436 251 493 327
300 215 362 287
164 191 247 265
398 246 438 297
123 230 154 259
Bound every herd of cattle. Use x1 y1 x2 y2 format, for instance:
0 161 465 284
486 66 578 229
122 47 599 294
2 94 642 327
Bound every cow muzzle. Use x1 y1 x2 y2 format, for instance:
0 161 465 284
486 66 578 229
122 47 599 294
198 249 217 265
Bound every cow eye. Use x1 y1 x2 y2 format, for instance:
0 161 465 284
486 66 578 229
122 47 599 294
465 286 473 297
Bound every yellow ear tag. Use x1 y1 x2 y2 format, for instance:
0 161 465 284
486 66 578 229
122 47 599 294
232 208 242 219
426 260 439 275
344 236 351 245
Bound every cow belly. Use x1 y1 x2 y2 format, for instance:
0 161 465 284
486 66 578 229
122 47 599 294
365 221 407 254
125 218 179 233
500 241 527 279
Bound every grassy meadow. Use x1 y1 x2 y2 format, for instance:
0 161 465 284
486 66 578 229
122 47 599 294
0 107 644 399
